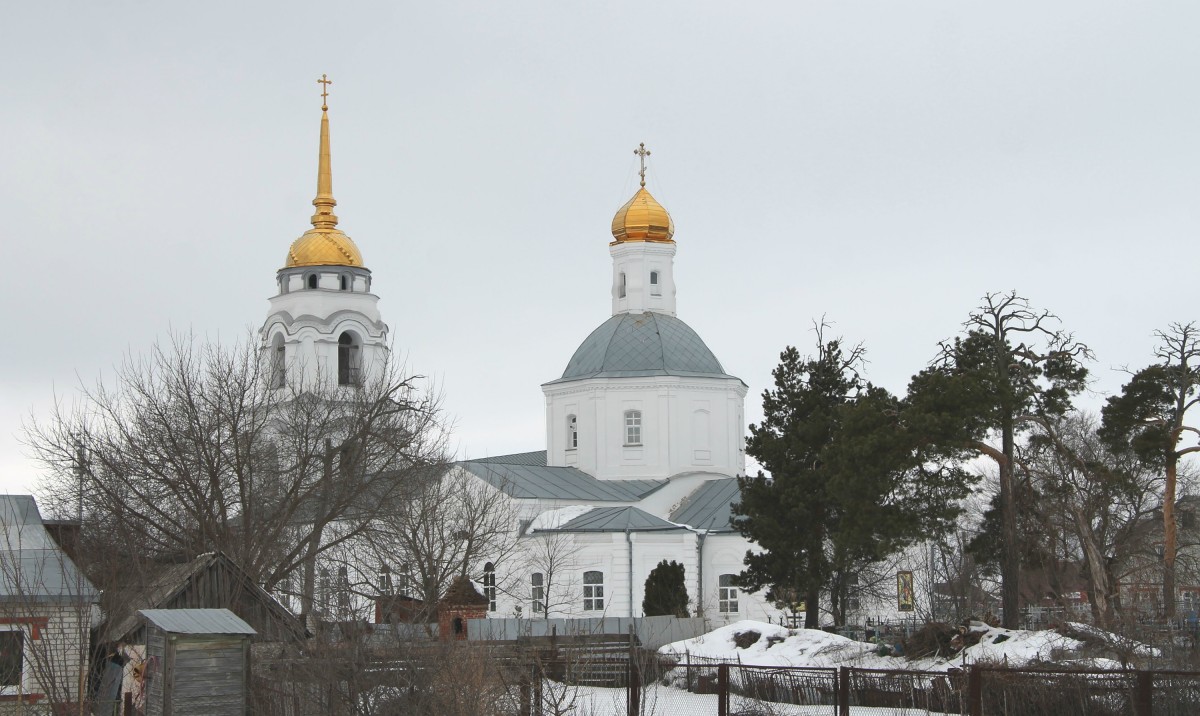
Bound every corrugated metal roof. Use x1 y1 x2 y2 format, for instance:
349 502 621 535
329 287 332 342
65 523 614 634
548 506 687 533
140 608 257 635
466 451 548 467
546 313 742 384
459 461 666 502
669 478 741 533
0 496 99 604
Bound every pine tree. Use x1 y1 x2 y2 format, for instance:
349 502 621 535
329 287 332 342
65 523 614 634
642 560 689 617
1100 322 1200 618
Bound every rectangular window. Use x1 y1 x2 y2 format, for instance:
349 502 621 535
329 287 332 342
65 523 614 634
0 632 20 688
567 415 578 450
625 410 642 446
618 273 627 299
531 573 545 614
650 271 661 296
583 571 604 611
718 574 739 614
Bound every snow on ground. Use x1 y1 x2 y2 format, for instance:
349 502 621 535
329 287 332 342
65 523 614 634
659 619 1143 673
1064 621 1162 658
566 683 936 716
528 505 594 531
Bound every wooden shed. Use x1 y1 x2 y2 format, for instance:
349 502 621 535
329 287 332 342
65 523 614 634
140 608 256 716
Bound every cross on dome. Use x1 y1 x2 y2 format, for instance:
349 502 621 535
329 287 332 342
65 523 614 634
318 74 332 111
634 142 651 188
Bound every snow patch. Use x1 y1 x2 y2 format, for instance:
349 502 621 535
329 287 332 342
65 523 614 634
527 505 594 532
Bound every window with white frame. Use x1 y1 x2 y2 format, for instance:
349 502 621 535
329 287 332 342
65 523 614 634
567 415 578 450
379 564 392 595
583 571 604 611
718 574 739 614
531 573 545 614
483 562 497 611
650 270 661 296
0 630 21 690
624 410 642 446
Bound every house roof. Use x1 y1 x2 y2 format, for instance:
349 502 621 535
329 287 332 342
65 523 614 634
467 450 549 467
102 551 306 643
459 458 666 502
669 478 741 533
0 495 98 604
140 608 257 635
543 506 687 533
546 312 741 385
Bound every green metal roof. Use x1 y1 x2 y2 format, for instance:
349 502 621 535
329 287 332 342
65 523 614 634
459 458 667 502
548 506 688 533
547 312 740 384
669 478 741 533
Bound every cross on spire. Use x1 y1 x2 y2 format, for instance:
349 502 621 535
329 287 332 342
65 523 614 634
634 142 651 187
318 74 332 111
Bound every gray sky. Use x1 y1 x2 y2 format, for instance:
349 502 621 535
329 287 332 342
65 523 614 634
4 1 1199 494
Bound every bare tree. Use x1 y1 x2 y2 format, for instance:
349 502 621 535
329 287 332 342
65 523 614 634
521 530 580 620
23 332 450 623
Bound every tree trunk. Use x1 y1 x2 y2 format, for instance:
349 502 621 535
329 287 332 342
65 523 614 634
999 421 1020 629
1073 506 1115 629
805 586 820 628
1164 456 1178 619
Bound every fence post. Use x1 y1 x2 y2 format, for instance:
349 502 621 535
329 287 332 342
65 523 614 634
968 665 982 716
685 648 691 692
627 625 641 716
1133 670 1153 716
717 662 729 716
519 665 532 716
838 666 850 716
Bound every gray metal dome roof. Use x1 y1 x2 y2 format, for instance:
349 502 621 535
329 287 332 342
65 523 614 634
548 312 737 384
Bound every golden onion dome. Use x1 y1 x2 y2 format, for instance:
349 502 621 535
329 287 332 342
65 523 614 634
286 227 363 267
610 187 675 244
283 77 365 269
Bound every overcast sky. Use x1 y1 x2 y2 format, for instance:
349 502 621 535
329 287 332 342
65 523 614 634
3 2 1199 495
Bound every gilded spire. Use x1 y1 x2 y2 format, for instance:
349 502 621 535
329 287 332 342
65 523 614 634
311 74 338 230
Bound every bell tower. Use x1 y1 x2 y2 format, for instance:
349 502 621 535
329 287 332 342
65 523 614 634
260 76 389 390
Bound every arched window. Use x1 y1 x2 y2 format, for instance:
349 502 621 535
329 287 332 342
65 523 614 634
624 410 642 446
650 270 661 296
483 562 497 612
531 573 545 614
337 566 350 617
339 274 349 291
567 415 578 450
307 273 319 290
618 272 627 299
271 335 286 388
718 574 739 614
583 571 604 611
338 332 360 386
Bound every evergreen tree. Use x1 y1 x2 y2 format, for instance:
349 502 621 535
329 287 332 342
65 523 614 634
1100 322 1200 618
734 328 971 627
904 292 1089 628
642 560 689 617
733 335 863 628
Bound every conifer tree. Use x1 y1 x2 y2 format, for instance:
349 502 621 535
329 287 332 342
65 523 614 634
905 292 1090 628
642 560 689 617
1100 322 1200 618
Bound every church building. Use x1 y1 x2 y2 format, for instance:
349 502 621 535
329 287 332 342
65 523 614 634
259 84 780 625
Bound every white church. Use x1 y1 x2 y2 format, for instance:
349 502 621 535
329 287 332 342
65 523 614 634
259 89 782 625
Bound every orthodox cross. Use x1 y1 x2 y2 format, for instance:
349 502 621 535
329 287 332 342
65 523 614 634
634 142 651 187
318 74 332 110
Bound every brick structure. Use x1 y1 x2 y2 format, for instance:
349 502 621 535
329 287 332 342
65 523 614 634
437 576 488 641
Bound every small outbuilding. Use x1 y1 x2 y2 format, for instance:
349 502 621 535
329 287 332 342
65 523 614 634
140 608 256 716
